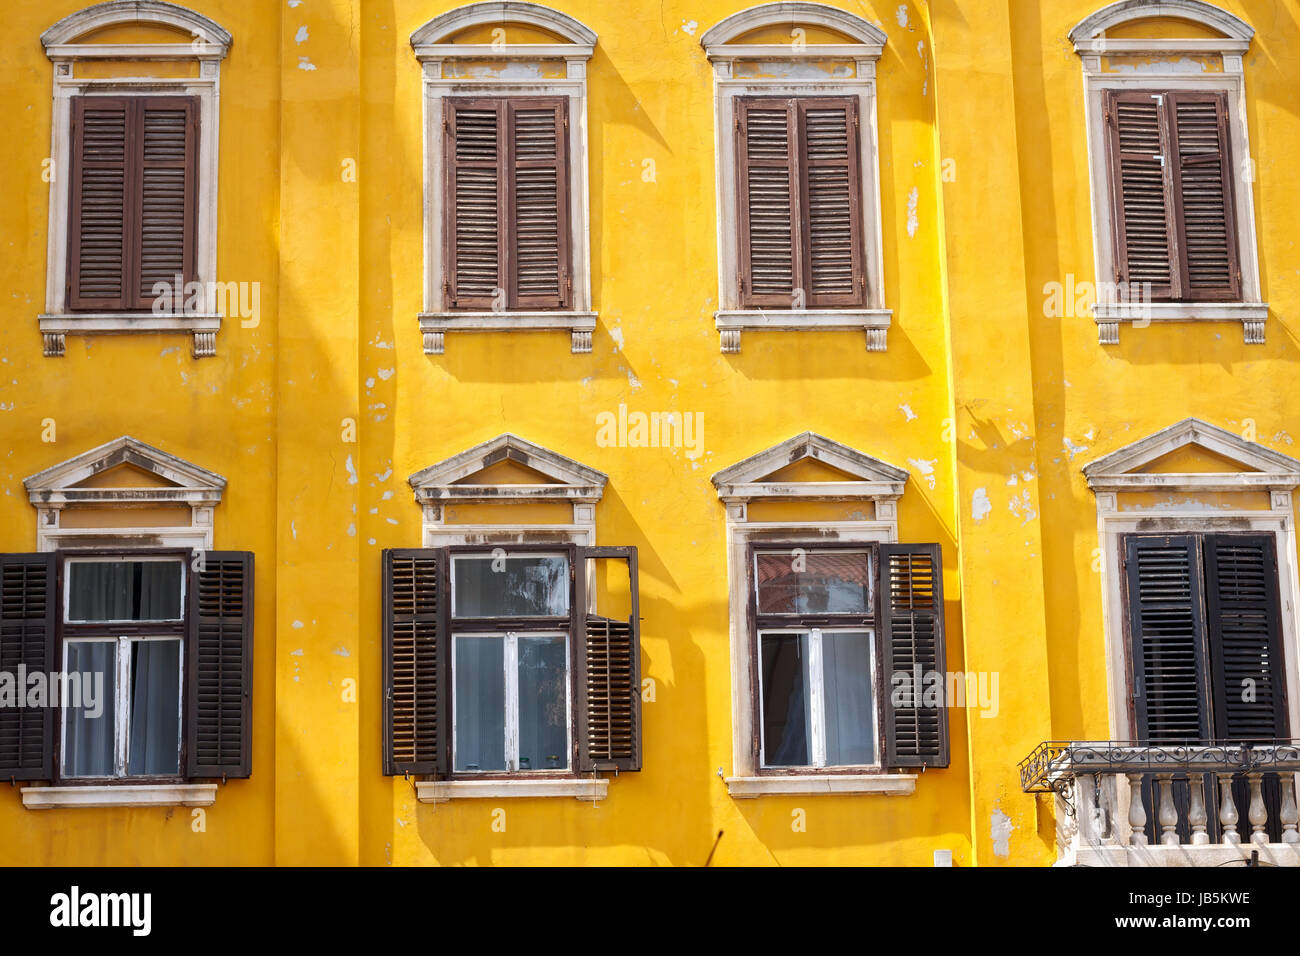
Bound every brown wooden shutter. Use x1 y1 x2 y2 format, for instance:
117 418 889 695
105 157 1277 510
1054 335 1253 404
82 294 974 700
382 548 446 776
1204 534 1287 740
134 97 199 309
508 99 570 309
0 554 56 781
186 551 253 778
737 97 798 306
1169 91 1240 301
445 99 503 309
1105 90 1177 300
880 543 948 768
68 97 130 310
797 97 864 306
575 546 642 772
1126 535 1210 742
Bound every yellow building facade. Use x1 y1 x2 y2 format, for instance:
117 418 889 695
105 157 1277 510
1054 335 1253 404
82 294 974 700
1 0 1299 866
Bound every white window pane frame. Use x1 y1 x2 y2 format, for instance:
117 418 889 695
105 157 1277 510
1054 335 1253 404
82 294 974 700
63 555 187 624
451 630 572 774
757 626 879 771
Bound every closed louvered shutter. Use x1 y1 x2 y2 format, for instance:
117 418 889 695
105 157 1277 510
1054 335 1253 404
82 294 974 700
575 547 642 772
186 552 253 778
736 96 865 309
67 96 197 311
68 97 130 310
880 543 948 768
0 554 56 781
1204 535 1287 740
445 97 570 311
1169 92 1239 300
382 549 446 776
1105 90 1176 299
1126 535 1210 741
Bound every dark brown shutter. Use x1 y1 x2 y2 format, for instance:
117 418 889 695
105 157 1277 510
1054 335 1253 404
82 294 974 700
1126 535 1210 741
382 549 446 776
508 99 569 309
737 97 798 306
575 546 642 772
68 97 130 310
880 543 948 768
1204 535 1287 740
797 97 864 306
1105 90 1177 299
186 551 253 778
445 99 503 309
0 554 56 781
1169 91 1240 301
134 97 199 309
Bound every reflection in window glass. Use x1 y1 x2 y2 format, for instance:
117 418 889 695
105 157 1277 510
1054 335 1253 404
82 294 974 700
67 560 183 622
454 636 506 771
127 640 181 776
63 641 116 777
755 550 870 615
760 633 810 766
517 636 568 771
452 555 569 618
822 631 875 766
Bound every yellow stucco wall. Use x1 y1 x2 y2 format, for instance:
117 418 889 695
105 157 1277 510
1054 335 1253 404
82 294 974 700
1 0 1297 866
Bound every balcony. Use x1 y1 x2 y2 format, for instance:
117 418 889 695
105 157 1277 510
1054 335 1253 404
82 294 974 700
1020 741 1300 866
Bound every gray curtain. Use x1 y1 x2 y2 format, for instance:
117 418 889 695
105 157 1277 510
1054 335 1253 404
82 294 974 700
822 631 875 766
64 641 116 776
516 636 567 770
454 636 505 771
68 561 181 621
127 640 181 776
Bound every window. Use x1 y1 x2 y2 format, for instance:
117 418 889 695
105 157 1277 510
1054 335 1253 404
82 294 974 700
381 545 642 784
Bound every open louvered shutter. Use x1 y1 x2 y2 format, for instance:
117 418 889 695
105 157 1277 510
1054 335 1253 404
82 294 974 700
880 544 948 768
0 554 56 781
737 97 798 307
575 547 642 772
797 97 864 306
508 99 569 309
446 99 504 309
1126 535 1210 742
382 549 446 776
1105 90 1176 300
134 96 198 309
68 97 130 309
186 551 253 778
1204 535 1287 740
1169 91 1240 301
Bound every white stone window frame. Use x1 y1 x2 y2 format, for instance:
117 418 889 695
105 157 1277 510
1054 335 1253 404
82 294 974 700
38 1 232 360
408 433 612 802
412 2 597 356
19 432 227 810
701 2 891 354
1069 0 1265 345
712 433 917 798
1083 419 1300 742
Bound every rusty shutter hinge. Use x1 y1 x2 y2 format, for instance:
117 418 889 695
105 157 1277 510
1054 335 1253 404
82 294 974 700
737 271 744 294
443 118 451 134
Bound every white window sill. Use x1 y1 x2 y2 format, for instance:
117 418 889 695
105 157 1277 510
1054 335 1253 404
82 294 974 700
418 311 598 355
38 312 223 358
415 778 608 803
725 774 917 799
1091 302 1268 345
21 784 217 810
713 309 892 353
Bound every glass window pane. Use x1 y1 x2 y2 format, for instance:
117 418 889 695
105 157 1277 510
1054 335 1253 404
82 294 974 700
64 641 116 777
127 640 181 776
760 632 811 767
517 636 568 771
822 631 876 766
452 554 569 618
756 550 871 615
454 636 505 771
67 560 183 622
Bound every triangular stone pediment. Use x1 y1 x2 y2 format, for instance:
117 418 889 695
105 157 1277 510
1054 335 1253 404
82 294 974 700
24 436 226 507
409 434 607 504
712 433 908 502
1083 419 1300 493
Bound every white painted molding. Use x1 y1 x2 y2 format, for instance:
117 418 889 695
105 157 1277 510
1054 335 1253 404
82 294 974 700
726 774 916 798
1069 0 1253 56
411 1 597 49
416 777 607 802
700 2 888 48
715 309 891 353
418 311 597 354
39 313 223 358
712 431 909 503
1091 302 1268 345
22 784 217 809
42 1 232 55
